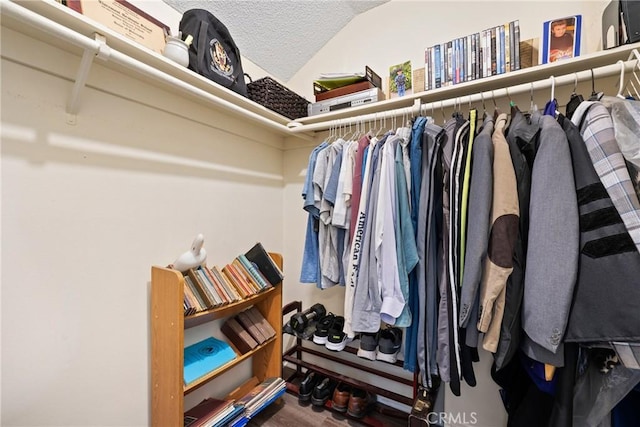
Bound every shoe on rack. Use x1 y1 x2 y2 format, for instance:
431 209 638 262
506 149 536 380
311 377 336 407
331 382 352 413
313 313 335 345
376 326 403 364
347 388 375 418
298 371 322 403
325 316 350 351
356 331 379 360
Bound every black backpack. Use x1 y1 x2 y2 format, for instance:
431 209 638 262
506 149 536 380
179 9 248 97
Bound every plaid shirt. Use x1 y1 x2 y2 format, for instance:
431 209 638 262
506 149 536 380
576 102 640 254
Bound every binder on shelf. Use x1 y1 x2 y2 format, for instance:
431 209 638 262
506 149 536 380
244 242 284 286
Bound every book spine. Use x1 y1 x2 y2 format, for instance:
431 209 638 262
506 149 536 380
430 46 436 91
514 20 521 70
202 267 237 302
500 25 506 74
446 41 452 86
470 34 475 81
424 47 430 91
226 264 252 297
504 23 510 73
435 44 442 89
186 270 215 309
209 265 237 301
213 265 241 302
197 267 226 305
238 255 269 290
233 259 260 294
491 27 497 76
184 275 206 311
485 29 491 78
222 265 249 298
509 21 515 73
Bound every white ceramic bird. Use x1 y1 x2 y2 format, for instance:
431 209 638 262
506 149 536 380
172 234 207 272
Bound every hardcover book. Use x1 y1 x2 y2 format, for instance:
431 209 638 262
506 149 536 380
186 269 217 308
221 317 259 354
236 311 267 344
183 337 237 385
244 244 283 287
232 259 261 294
184 397 235 427
222 264 251 298
246 306 276 339
237 255 269 290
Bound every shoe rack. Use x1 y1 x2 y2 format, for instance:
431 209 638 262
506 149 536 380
282 301 417 425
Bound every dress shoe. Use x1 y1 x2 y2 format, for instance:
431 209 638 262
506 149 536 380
331 382 352 413
347 388 375 418
311 377 336 407
298 371 322 403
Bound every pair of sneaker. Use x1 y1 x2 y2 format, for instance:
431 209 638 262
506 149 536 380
356 326 403 363
313 313 350 351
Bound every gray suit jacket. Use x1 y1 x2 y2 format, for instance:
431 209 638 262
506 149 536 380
522 113 579 360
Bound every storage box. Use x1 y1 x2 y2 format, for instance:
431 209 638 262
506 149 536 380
247 77 309 120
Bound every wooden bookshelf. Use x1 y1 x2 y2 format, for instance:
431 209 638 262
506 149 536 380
150 253 283 427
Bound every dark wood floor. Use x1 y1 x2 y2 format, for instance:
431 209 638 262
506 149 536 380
247 390 408 427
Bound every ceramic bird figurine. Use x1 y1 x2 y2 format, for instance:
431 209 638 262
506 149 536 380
172 234 207 272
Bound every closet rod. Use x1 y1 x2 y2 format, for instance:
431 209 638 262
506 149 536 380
1 0 317 141
289 56 639 134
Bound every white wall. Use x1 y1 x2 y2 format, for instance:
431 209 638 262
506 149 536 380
287 0 609 99
0 23 286 426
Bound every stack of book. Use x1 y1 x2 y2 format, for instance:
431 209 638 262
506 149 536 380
221 306 277 354
424 20 521 91
228 377 287 427
184 398 243 427
308 66 384 116
182 242 284 315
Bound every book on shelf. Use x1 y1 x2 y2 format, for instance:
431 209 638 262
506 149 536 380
233 258 262 293
221 316 259 354
245 306 276 340
236 311 267 344
235 377 286 409
183 337 237 385
222 264 251 298
201 266 232 304
209 265 241 303
237 254 270 290
245 385 286 418
184 275 207 311
244 242 284 286
186 269 218 308
183 281 200 315
211 404 244 427
183 397 236 427
195 267 226 305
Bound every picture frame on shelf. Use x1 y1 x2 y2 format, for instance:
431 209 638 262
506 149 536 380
542 15 582 64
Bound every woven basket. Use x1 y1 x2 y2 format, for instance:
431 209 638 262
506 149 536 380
247 77 309 120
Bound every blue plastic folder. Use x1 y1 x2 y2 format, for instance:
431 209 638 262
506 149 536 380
184 337 237 384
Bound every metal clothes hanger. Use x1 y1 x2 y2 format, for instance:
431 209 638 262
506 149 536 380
566 72 584 119
588 69 603 101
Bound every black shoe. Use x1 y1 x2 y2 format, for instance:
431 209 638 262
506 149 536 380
325 316 349 351
313 313 335 345
376 326 403 363
299 371 322 403
311 377 336 407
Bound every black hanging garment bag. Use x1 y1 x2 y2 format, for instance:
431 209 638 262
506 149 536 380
179 9 248 97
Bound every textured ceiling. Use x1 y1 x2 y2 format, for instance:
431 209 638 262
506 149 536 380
162 0 388 82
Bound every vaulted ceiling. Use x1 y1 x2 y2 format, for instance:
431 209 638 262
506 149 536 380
162 0 389 82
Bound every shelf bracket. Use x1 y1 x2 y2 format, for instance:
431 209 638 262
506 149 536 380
66 33 110 124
